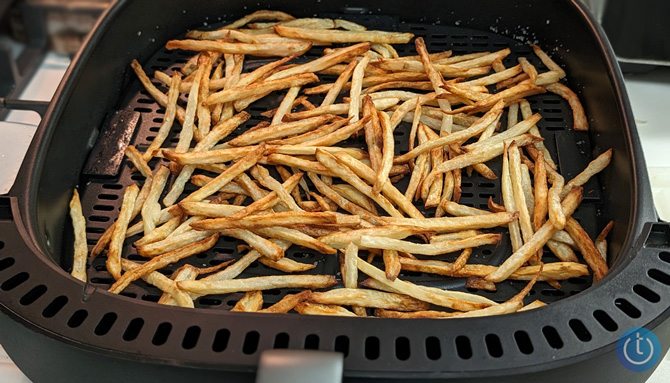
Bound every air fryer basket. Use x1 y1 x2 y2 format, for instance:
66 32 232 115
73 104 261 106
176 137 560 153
1 0 669 382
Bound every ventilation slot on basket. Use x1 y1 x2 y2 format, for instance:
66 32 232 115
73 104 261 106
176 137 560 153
67 309 88 328
425 337 441 360
1 272 29 291
568 319 592 342
94 312 117 336
212 328 230 352
273 332 289 349
151 322 172 346
615 298 641 318
659 251 670 263
334 335 350 358
485 334 503 358
633 284 661 303
182 326 201 350
395 337 411 361
365 336 380 360
648 269 670 285
593 310 618 331
243 331 260 354
123 318 144 341
542 326 563 349
304 334 319 350
0 257 15 272
455 336 472 359
514 331 534 355
42 295 68 318
19 284 47 306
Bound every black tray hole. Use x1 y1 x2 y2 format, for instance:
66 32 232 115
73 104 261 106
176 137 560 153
660 251 670 264
514 331 534 355
615 298 641 318
19 284 47 306
485 334 503 358
42 295 68 318
98 193 119 200
395 337 411 361
568 319 592 342
594 310 618 331
102 183 123 190
89 215 110 222
152 322 172 346
67 309 88 328
648 269 670 285
455 336 472 359
633 284 661 303
542 326 563 349
541 289 565 297
0 242 4 250
1 272 29 291
142 294 161 303
182 326 201 350
334 335 350 358
365 336 380 360
85 227 105 234
212 329 230 352
91 277 116 285
199 297 222 306
92 204 115 212
0 257 14 272
274 332 289 349
123 318 145 341
133 107 153 113
304 334 320 350
425 336 441 360
94 312 118 336
243 331 260 354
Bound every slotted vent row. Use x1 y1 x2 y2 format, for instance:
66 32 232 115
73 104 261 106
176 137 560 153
1 252 669 359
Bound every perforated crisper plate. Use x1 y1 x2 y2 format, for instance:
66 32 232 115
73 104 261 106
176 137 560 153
76 16 603 310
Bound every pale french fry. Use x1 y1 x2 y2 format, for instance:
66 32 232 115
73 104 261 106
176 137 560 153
383 250 402 281
274 25 413 44
178 274 337 295
349 54 370 122
255 226 336 255
546 239 579 262
121 259 194 308
518 299 547 312
486 187 583 282
143 71 181 161
376 212 518 232
137 229 215 257
221 10 295 29
223 228 285 260
106 184 139 279
166 39 312 57
231 290 264 312
508 143 534 246
309 175 378 222
460 64 523 87
430 230 482 243
109 233 219 294
140 166 170 234
373 110 394 194
205 73 318 106
449 82 545 115
548 175 566 230
125 145 152 179
283 97 398 120
452 248 473 273
358 234 501 256
596 221 614 261
533 151 549 231
561 149 612 198
440 201 491 216
229 172 302 219
308 289 429 311
343 242 359 289
295 302 357 317
258 290 310 313
297 116 370 147
322 59 357 106
329 184 377 214
268 42 370 81
193 211 340 231
69 190 87 282
130 60 186 124
319 226 433 250
357 259 490 311
134 215 182 247
530 44 566 79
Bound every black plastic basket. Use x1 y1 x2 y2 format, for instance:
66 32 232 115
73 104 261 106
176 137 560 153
1 1 669 382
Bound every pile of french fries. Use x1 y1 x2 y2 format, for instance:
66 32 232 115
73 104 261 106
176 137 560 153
68 10 614 318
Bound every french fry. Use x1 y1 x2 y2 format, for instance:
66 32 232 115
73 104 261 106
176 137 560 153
561 149 612 198
193 211 342 231
376 211 518 232
255 226 336 255
134 215 183 247
322 59 358 106
205 73 318 106
358 234 501 256
545 83 588 131
166 39 312 57
121 259 194 308
231 290 264 312
530 44 566 79
565 218 609 282
106 184 139 279
373 110 394 194
69 190 87 282
268 42 370 81
110 233 219 294
320 226 433 250
295 302 357 317
124 145 152 179
274 25 413 44
137 229 215 257
596 221 614 261
259 290 311 313
308 289 429 311
383 250 402 281
178 274 337 295
141 166 170 234
221 10 295 29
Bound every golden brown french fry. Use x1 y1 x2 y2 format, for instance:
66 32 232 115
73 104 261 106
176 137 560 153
565 218 609 282
255 226 336 255
322 59 357 106
308 174 379 223
518 300 547 312
486 187 583 282
268 42 370 81
134 215 183 247
221 10 295 29
125 145 152 179
545 82 588 131
530 44 566 79
192 211 342 231
373 110 394 195
383 250 402 281
106 184 139 280
358 234 501 256
130 60 186 124
308 289 429 311
143 71 182 161
294 302 357 316
258 290 310 313
205 73 318 106
178 274 337 295
69 189 87 282
140 166 170 234
596 221 614 261
166 39 312 57
274 25 413 44
533 151 549 231
508 143 534 246
376 212 518 232
561 149 612 198
231 290 264 312
349 54 370 122
320 226 433 250
452 248 473 273
109 233 219 294
121 259 194 308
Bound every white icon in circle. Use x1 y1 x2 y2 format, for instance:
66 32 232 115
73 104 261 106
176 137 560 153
623 332 654 365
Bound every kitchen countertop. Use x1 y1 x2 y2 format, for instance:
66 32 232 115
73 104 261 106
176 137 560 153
0 52 669 382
